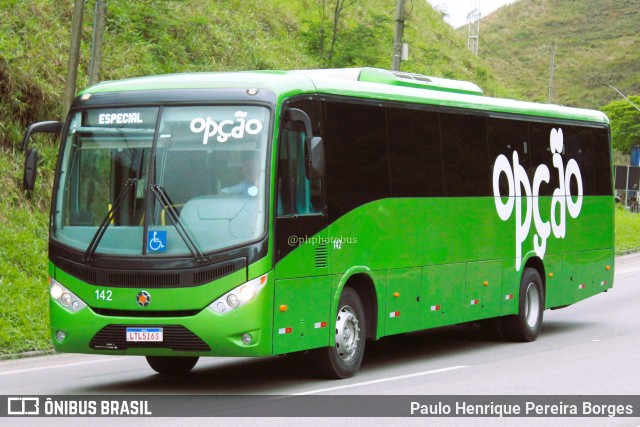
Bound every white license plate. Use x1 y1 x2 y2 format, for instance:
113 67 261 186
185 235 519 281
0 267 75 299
126 327 163 342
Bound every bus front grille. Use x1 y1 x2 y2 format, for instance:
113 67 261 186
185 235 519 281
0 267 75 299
89 325 210 352
91 308 201 317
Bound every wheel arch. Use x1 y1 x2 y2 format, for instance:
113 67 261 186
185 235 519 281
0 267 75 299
522 255 546 298
336 268 379 341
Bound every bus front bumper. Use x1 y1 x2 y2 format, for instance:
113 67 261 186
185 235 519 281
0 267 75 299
49 296 274 358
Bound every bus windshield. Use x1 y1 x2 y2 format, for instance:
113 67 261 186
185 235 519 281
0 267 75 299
53 105 270 257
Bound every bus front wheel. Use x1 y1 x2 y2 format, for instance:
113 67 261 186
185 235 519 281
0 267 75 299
146 356 199 374
311 287 366 379
502 268 544 342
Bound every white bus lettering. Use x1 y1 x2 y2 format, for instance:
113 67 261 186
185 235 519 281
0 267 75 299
532 164 551 256
190 111 263 144
98 112 143 125
492 128 583 271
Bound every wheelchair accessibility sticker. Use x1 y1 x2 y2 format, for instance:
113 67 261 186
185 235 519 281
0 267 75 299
147 231 167 252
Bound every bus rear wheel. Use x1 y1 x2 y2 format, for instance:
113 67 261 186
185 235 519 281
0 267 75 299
502 267 544 342
146 356 199 374
311 287 366 379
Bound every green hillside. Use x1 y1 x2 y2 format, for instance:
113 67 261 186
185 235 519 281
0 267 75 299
1 0 508 149
0 0 499 355
476 0 640 109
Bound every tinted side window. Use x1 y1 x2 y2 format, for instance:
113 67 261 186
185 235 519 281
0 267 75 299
387 108 443 197
323 101 390 219
564 125 595 196
440 113 488 196
593 127 613 195
487 118 529 196
529 122 559 196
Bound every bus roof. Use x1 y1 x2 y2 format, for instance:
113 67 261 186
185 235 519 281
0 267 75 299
80 68 608 125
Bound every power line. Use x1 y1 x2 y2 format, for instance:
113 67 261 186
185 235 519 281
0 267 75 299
604 83 640 113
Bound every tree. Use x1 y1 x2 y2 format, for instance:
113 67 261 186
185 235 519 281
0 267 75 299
303 0 360 67
601 96 640 154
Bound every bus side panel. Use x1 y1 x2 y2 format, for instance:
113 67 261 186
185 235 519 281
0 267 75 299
464 260 503 322
560 252 577 306
500 259 519 316
541 254 564 308
273 277 332 354
384 268 421 335
573 249 614 303
422 263 466 328
567 197 615 252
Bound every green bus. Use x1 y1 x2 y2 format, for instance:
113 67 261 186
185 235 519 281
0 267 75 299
23 67 614 378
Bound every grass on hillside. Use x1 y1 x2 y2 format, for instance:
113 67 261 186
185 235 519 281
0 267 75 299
477 0 640 109
615 204 640 254
0 146 54 356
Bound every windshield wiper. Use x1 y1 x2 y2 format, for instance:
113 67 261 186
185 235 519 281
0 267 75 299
84 178 137 264
150 184 208 264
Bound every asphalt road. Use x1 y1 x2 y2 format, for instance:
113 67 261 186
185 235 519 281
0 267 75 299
1 253 639 426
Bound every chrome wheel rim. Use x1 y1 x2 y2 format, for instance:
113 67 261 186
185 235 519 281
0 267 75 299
335 305 360 362
524 282 541 328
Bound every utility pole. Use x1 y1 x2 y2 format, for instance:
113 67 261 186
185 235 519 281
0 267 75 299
392 0 406 71
89 0 107 86
63 0 85 118
548 41 555 103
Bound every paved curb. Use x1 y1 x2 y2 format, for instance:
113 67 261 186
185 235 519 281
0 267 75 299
0 350 56 361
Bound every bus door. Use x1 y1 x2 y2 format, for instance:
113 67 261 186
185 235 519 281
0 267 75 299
273 105 331 354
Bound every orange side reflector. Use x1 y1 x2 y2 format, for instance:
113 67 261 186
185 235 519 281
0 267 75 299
279 305 287 312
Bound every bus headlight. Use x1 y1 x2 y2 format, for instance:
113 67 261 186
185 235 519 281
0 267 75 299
227 294 239 308
49 278 87 313
209 274 268 314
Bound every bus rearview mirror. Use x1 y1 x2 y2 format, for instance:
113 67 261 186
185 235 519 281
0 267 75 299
21 121 62 191
23 148 39 191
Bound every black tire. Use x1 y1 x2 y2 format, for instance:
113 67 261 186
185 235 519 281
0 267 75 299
310 287 366 379
145 356 199 374
501 268 545 342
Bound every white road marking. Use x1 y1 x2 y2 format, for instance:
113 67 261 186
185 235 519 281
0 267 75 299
292 365 470 395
